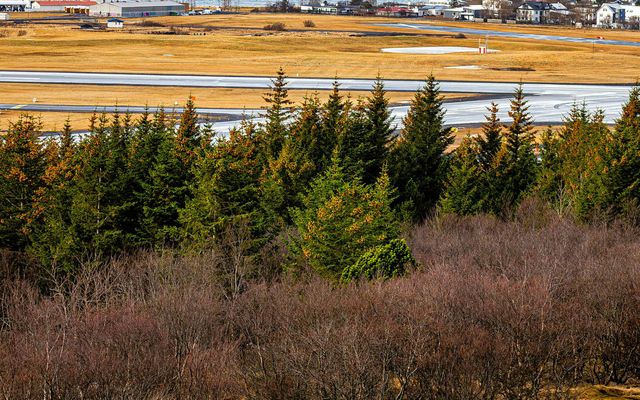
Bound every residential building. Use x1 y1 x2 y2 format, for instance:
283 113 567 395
482 0 513 19
0 0 29 11
516 1 551 23
596 2 640 27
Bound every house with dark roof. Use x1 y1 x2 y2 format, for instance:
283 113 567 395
516 1 551 23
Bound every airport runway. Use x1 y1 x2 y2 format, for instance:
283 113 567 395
376 23 640 48
0 70 634 130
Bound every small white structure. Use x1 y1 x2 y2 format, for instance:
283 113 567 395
106 17 123 28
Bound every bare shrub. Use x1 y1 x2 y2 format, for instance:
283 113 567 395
263 22 286 31
17 30 26 37
1 215 639 398
137 19 164 27
303 19 316 28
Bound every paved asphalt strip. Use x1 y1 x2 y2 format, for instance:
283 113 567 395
0 71 634 131
376 23 640 48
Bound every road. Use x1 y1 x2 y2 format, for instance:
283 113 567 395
0 70 634 130
376 23 640 48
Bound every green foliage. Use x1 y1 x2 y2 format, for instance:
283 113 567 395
492 84 538 213
262 67 293 160
340 238 415 282
260 94 322 221
391 75 453 221
573 86 640 220
181 119 267 246
0 115 46 250
291 157 399 280
439 137 484 215
7 71 640 284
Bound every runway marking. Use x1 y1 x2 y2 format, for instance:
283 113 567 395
11 104 26 110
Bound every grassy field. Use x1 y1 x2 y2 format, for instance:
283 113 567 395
1 13 639 128
0 83 473 108
0 110 127 131
578 385 640 399
0 15 639 83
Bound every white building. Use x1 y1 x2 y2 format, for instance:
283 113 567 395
0 0 29 11
31 0 95 11
106 17 123 27
516 1 550 23
89 0 184 17
596 3 640 27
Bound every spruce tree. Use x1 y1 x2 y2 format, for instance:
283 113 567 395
181 119 267 247
493 83 537 212
439 137 484 216
260 94 321 222
29 118 80 271
390 75 453 221
0 114 46 251
361 76 394 184
336 98 369 179
476 102 502 170
291 155 399 280
262 67 292 160
318 79 344 169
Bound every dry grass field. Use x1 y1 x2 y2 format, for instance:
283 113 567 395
0 15 638 83
0 83 472 108
578 385 640 399
1 13 639 128
0 110 145 131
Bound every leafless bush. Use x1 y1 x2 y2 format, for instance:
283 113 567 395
263 22 286 31
17 29 26 37
137 20 165 27
1 215 639 398
303 19 316 28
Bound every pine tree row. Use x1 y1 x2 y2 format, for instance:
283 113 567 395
2 70 640 283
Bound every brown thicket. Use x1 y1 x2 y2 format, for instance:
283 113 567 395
1 211 639 399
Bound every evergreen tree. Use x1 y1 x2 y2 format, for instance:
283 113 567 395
318 79 344 169
29 118 80 271
336 98 369 179
129 109 172 246
476 102 503 170
0 115 46 251
361 76 394 184
390 75 453 221
291 155 398 280
493 84 537 212
175 95 204 169
439 137 484 215
576 86 640 220
181 119 267 247
260 94 321 222
262 67 293 160
141 100 207 246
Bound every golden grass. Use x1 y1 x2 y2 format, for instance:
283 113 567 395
576 385 640 399
0 16 638 84
0 83 472 109
0 110 128 132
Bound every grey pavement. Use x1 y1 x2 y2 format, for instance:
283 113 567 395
0 71 634 132
376 22 640 48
